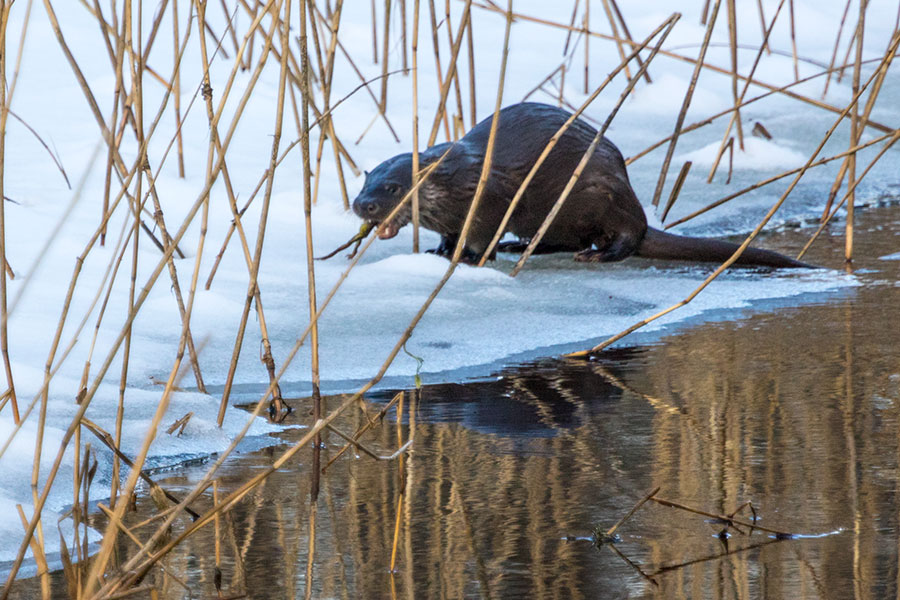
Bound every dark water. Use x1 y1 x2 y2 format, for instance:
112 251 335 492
10 203 900 599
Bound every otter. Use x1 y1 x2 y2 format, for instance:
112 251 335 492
352 102 811 268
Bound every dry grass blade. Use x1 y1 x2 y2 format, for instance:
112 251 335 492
0 0 18 425
650 0 721 207
411 0 421 252
660 160 691 223
6 110 70 188
823 0 853 98
426 0 472 146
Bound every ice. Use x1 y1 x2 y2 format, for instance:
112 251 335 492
679 137 808 171
1 0 898 579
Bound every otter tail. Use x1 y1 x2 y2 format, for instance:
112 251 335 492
636 227 813 268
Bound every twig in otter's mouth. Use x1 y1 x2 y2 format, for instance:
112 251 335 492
316 221 375 260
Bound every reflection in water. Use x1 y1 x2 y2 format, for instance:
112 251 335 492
8 206 900 599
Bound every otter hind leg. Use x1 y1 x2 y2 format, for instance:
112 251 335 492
574 229 642 263
426 234 456 257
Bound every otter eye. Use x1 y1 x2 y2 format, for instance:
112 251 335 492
386 183 401 194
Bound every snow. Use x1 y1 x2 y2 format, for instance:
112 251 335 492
1 0 898 578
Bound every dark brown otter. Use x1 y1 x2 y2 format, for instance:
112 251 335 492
352 102 811 268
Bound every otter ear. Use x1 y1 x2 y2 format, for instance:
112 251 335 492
364 170 370 178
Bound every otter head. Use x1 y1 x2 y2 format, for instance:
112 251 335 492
352 153 414 240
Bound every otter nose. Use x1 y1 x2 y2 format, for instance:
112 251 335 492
354 197 380 218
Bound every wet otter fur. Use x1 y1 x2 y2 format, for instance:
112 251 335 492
352 102 811 268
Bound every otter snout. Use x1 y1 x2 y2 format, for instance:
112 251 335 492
352 196 382 219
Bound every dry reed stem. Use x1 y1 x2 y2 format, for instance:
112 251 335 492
604 486 660 538
6 109 70 188
846 0 866 266
609 0 651 83
798 129 900 259
426 0 471 146
471 1 894 134
664 131 893 229
99 0 126 249
509 14 679 275
400 0 409 73
389 392 405 572
583 0 590 93
477 14 680 267
726 0 743 150
172 0 185 177
756 0 771 54
132 0 208 391
450 0 511 264
194 0 282 425
660 160 691 223
651 496 795 537
600 0 632 84
370 0 378 62
445 1 467 134
428 0 452 140
564 0 580 55
707 0 785 183
325 391 404 469
297 0 324 504
379 0 392 111
218 0 294 425
650 0 721 208
823 0 853 98
95 504 192 596
466 11 476 127
520 63 562 102
322 422 383 460
565 33 900 358
0 0 18 425
16 504 50 600
412 0 421 252
788 0 799 80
